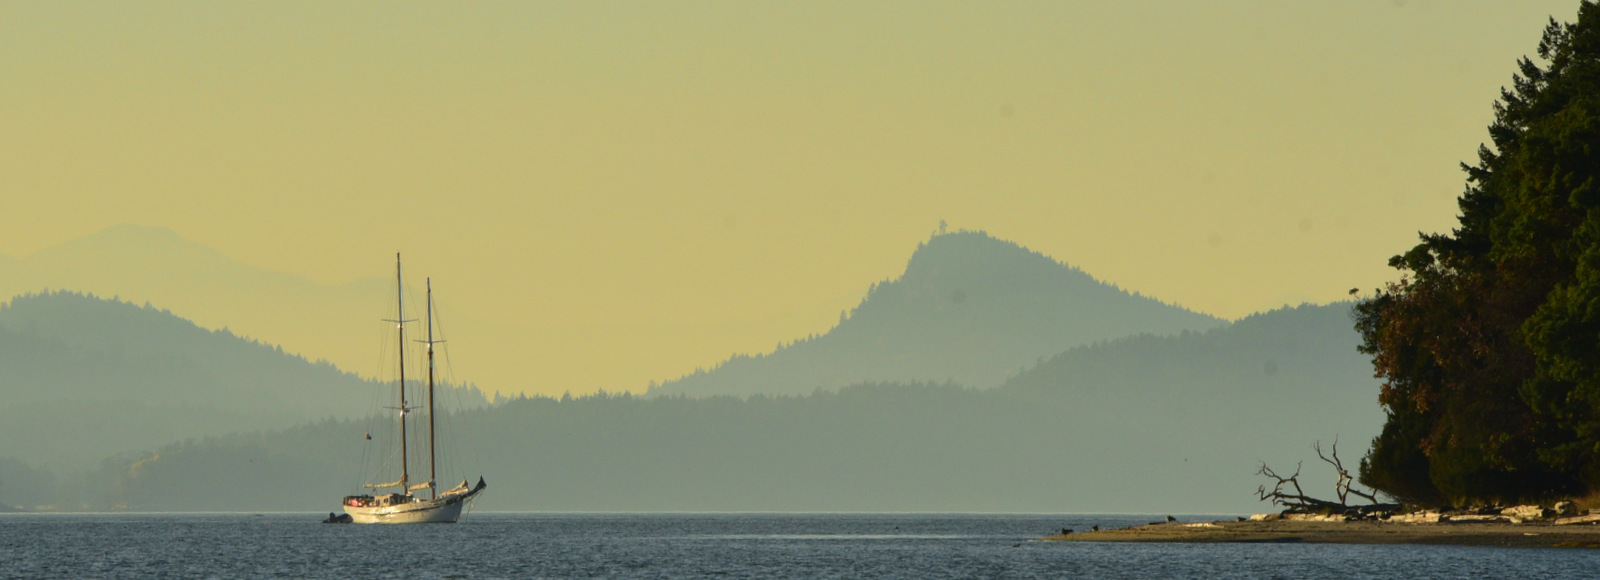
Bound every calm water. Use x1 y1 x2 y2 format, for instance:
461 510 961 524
3 512 1598 579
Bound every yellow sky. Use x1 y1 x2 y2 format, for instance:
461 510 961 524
0 1 1581 396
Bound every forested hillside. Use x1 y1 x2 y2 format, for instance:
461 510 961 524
649 231 1227 397
0 225 413 395
0 291 489 507
84 303 1377 514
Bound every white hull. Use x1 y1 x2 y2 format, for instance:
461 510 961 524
344 493 475 524
341 259 486 525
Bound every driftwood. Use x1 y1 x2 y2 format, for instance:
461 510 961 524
1256 461 1346 512
1314 438 1379 506
1257 437 1396 514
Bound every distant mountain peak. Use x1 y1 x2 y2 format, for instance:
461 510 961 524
891 230 1201 314
649 230 1228 398
28 224 222 263
901 230 1084 279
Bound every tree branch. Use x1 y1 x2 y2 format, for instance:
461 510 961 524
1258 438 1390 513
1313 437 1380 505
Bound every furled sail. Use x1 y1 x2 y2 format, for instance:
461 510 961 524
340 256 487 524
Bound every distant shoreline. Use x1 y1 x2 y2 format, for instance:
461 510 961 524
1042 519 1600 548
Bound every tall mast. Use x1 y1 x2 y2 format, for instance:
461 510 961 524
424 278 440 500
393 253 410 491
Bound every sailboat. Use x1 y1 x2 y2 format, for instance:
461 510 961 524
340 254 486 524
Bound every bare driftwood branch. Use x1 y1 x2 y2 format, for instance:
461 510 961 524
1314 437 1379 505
1256 461 1345 512
1257 437 1388 513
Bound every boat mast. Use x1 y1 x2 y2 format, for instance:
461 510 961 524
424 278 440 500
393 253 410 491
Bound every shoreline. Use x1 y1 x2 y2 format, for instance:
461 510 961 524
1041 519 1600 548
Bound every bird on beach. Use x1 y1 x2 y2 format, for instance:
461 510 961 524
1091 525 1100 532
1165 515 1177 523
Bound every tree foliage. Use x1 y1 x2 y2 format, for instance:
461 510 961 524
1357 2 1600 505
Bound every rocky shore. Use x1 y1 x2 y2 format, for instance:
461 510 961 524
1042 511 1600 548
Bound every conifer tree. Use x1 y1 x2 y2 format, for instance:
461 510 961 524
1358 2 1600 505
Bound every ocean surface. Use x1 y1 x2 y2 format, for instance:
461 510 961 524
4 512 1598 579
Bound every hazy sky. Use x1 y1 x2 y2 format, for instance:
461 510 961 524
0 1 1580 396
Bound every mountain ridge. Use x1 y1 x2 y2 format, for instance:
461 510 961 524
649 231 1228 397
0 224 529 394
0 291 490 475
68 302 1379 513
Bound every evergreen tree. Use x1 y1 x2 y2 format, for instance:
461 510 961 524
1358 2 1600 505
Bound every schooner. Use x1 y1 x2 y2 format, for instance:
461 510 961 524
340 254 486 523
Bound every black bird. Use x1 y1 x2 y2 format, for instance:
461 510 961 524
1165 515 1177 523
1060 528 1072 535
1091 525 1100 532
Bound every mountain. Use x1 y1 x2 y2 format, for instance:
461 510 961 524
85 303 1379 514
0 224 688 398
648 231 1228 397
0 225 535 394
0 225 398 389
0 291 489 479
